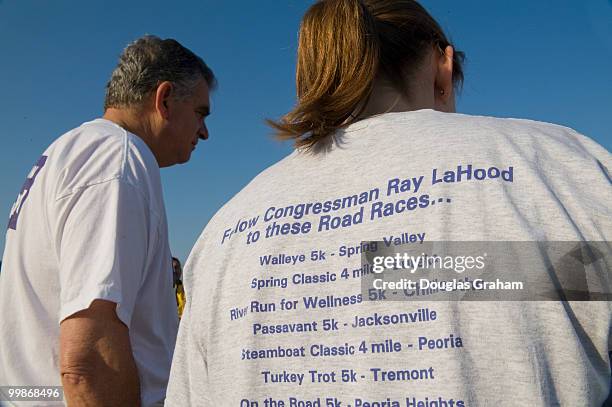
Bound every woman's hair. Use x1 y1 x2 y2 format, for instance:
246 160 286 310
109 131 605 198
268 0 465 150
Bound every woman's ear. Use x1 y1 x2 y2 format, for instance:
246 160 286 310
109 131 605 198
434 45 455 112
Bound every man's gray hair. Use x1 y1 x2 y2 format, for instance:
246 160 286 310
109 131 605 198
104 35 215 110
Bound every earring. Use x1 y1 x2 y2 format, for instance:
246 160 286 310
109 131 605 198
440 89 445 95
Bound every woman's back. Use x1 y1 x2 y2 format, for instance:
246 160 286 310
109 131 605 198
168 110 611 405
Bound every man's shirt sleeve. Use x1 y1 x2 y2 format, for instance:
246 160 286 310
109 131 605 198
55 178 155 327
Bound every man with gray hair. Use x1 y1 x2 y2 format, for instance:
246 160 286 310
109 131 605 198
0 35 214 406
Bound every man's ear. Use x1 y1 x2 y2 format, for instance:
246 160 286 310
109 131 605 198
434 45 455 112
154 81 174 120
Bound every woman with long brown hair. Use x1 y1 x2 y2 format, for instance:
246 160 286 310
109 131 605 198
269 0 465 150
167 1 612 405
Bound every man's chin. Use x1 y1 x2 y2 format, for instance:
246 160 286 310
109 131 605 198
178 152 192 164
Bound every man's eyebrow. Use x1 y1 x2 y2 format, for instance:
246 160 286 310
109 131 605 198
196 105 210 116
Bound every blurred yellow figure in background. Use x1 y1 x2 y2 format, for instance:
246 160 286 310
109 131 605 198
172 257 186 318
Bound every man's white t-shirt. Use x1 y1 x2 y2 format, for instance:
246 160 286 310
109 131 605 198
0 119 178 406
167 110 611 406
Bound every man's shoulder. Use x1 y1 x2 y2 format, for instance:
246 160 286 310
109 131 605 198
52 118 155 164
48 119 160 200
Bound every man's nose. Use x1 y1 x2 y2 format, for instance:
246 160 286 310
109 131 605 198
198 124 209 141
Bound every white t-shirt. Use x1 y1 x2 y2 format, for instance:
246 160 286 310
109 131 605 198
167 110 611 406
0 119 178 406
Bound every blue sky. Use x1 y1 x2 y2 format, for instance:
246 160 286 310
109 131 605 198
0 0 610 262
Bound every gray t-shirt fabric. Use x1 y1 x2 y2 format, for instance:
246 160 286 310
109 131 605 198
166 110 612 406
